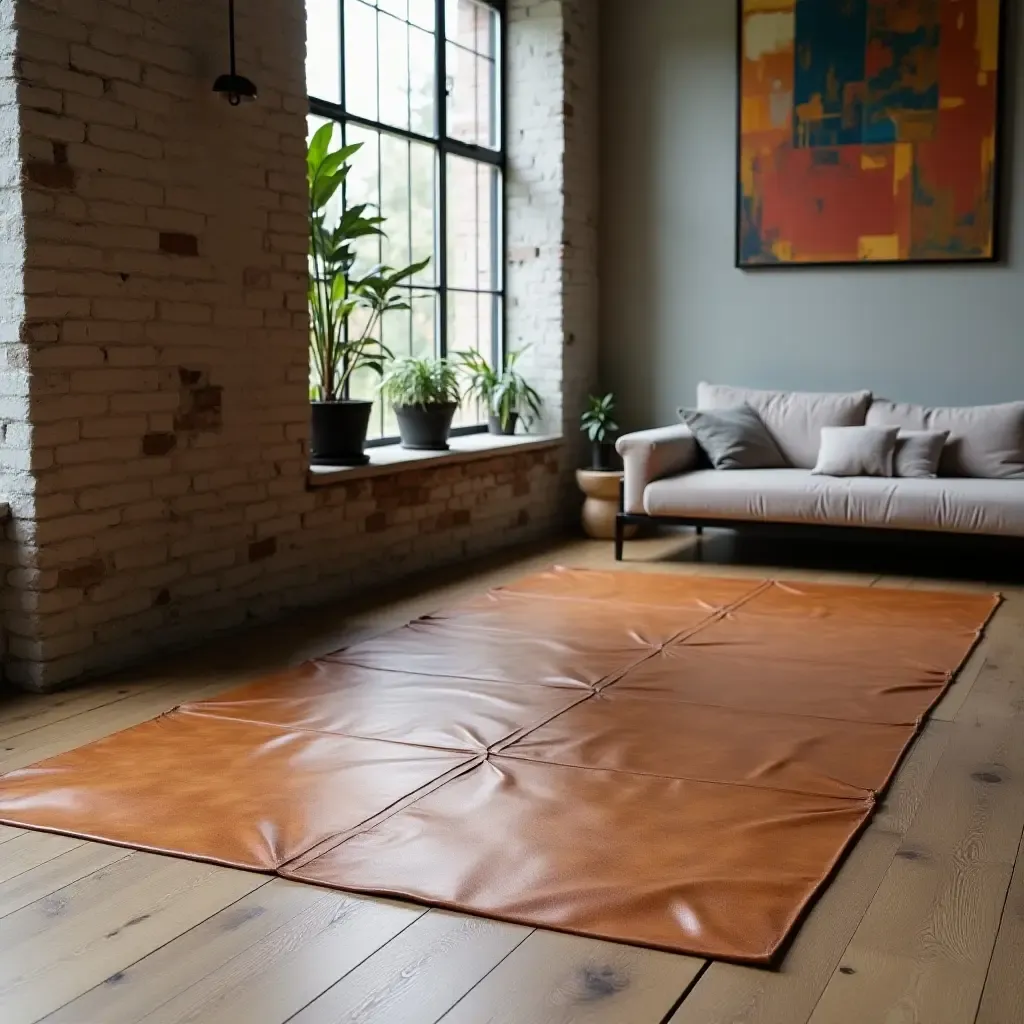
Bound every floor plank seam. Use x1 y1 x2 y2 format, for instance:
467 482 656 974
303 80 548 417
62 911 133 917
658 959 712 1024
426 927 537 1024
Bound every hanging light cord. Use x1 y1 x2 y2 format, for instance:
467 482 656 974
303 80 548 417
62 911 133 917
227 0 240 105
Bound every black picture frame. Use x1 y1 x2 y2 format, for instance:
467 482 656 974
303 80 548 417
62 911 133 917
735 0 1010 270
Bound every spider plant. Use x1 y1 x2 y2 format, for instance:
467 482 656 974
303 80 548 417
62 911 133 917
378 356 462 408
457 348 543 434
378 357 462 451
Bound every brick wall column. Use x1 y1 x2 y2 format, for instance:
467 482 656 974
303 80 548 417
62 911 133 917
507 0 600 504
1 0 600 691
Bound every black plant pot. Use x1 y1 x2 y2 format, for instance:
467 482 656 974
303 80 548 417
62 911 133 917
394 402 458 451
591 439 617 471
487 412 519 436
310 400 373 466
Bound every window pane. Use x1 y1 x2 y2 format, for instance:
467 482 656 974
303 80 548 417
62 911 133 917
380 132 411 271
409 140 437 285
448 289 480 429
345 0 378 120
411 291 437 360
379 0 407 18
307 0 341 102
447 156 499 291
343 124 383 273
377 13 410 131
409 25 436 137
409 0 435 31
445 0 498 148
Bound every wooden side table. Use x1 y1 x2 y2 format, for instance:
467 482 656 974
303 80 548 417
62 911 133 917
576 469 638 541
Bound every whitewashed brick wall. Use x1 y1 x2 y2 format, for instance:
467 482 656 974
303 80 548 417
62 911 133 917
2 0 600 691
507 0 600 498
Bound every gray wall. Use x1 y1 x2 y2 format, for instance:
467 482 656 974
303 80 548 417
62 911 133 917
600 0 1024 432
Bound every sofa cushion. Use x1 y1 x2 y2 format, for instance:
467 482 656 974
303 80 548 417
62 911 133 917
812 426 898 478
894 430 949 479
642 469 1024 538
697 383 872 469
679 405 787 470
867 399 1024 479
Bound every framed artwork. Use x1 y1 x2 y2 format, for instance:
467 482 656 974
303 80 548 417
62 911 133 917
737 0 1006 268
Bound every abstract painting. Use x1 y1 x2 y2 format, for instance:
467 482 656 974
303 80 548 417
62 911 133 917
737 0 1004 266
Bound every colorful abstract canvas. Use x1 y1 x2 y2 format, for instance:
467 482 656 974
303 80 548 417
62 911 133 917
738 0 1004 266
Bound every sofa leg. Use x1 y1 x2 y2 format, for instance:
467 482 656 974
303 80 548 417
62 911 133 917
614 516 625 562
695 525 704 537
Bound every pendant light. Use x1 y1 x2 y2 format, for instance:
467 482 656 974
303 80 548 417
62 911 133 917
212 0 257 106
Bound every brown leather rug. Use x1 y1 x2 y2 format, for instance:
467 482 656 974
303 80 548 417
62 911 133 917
0 569 999 963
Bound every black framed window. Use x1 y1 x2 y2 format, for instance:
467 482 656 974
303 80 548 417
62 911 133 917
306 0 506 442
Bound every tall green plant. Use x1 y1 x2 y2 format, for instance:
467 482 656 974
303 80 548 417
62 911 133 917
308 122 429 402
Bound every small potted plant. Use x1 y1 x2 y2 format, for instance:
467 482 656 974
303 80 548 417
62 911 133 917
581 393 619 470
308 122 430 465
378 356 462 451
457 348 543 435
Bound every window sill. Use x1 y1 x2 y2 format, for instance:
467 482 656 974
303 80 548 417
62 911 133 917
307 433 563 488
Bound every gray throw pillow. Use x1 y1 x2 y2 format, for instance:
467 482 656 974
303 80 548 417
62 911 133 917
812 426 899 477
894 430 949 479
678 405 787 470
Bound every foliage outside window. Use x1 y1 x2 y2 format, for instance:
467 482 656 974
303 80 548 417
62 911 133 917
306 0 506 443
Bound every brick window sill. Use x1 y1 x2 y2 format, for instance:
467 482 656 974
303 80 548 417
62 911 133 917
307 433 563 489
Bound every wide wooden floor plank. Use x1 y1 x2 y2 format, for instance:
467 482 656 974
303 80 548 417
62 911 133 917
291 909 531 1024
0 682 149 743
805 676 1024 1024
43 879 420 1024
437 931 703 1024
872 722 951 837
0 843 132 921
931 643 989 723
0 832 85 886
975 831 1024 1024
0 826 26 845
0 851 265 1024
118 890 424 1024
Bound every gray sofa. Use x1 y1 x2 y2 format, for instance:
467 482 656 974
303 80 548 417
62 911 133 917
614 384 1024 560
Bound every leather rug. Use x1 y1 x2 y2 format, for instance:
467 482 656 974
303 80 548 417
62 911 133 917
0 569 999 964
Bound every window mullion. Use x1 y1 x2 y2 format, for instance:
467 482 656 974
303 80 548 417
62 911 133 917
436 0 449 360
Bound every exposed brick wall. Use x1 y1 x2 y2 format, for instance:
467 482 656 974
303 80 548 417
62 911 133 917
507 0 600 500
1 0 599 691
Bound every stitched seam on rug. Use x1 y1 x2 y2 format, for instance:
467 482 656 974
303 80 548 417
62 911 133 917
278 754 489 871
487 586 772 754
494 750 877 804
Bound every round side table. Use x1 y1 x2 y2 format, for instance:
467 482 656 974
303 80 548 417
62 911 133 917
575 469 638 541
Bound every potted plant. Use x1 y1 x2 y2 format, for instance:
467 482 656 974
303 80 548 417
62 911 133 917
581 393 619 470
457 348 543 436
308 122 429 465
378 356 462 451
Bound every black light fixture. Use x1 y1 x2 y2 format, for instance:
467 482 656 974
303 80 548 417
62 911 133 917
213 0 257 106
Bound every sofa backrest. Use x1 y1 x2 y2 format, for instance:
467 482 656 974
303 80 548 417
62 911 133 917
866 400 1024 479
696 383 872 469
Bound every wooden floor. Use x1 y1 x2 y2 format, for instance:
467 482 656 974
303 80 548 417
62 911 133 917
1 529 1022 1024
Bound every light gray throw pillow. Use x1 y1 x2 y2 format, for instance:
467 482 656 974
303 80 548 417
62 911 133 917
812 426 899 478
679 405 787 470
867 399 1024 478
894 430 949 479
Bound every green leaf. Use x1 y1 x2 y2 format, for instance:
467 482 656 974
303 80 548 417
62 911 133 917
307 122 334 176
